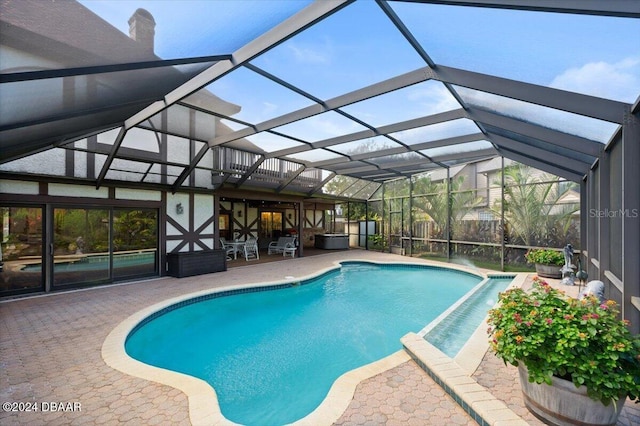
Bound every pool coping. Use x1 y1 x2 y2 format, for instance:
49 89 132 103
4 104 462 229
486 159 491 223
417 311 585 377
101 259 489 426
402 272 530 426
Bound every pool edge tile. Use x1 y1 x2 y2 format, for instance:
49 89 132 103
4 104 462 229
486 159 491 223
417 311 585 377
101 259 491 426
402 332 527 426
454 273 529 375
291 350 410 426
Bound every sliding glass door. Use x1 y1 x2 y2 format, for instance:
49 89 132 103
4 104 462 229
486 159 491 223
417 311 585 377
52 207 158 289
0 206 44 295
52 208 110 288
0 204 159 294
260 211 283 241
113 208 157 279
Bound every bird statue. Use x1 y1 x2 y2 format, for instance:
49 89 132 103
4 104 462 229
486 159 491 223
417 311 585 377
576 257 588 293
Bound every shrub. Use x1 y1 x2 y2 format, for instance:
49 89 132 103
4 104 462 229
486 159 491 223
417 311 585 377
524 249 565 266
368 234 387 250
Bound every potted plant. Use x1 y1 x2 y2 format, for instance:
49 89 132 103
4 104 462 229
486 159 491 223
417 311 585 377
487 277 640 425
525 248 565 278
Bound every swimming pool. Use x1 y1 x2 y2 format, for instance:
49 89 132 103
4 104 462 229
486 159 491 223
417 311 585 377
124 262 482 425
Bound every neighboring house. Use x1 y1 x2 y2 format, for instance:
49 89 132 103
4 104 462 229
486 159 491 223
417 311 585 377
421 157 578 221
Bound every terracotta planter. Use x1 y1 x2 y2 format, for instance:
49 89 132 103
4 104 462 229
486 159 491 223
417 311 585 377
518 364 625 426
534 263 562 279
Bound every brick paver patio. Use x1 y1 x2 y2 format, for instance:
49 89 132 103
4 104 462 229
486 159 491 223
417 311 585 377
1 251 638 425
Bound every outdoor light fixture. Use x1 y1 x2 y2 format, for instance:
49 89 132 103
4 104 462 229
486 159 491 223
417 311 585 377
237 210 242 218
176 203 184 215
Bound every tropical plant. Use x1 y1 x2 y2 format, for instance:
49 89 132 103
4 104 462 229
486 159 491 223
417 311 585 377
493 165 578 247
335 202 373 221
524 249 565 266
412 174 484 238
487 276 640 405
368 234 387 250
53 209 109 253
323 139 395 204
113 210 157 251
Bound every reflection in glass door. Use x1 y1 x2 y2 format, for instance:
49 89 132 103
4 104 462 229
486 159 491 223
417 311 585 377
218 213 230 240
53 208 110 288
260 211 283 241
113 209 157 279
0 206 44 295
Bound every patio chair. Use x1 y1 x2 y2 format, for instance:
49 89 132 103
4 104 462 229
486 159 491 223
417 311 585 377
267 236 297 255
282 242 296 258
243 238 259 261
220 238 237 260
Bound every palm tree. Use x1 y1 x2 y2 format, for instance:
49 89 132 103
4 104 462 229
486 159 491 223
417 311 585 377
493 165 578 247
412 174 483 238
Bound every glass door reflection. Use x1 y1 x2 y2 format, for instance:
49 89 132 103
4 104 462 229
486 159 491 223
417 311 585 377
260 211 283 242
113 209 157 279
0 206 44 295
52 208 110 288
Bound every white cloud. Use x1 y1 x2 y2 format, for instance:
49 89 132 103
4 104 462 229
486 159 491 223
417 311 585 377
309 116 359 137
286 41 331 64
273 111 364 143
550 57 640 103
261 101 278 117
407 83 462 116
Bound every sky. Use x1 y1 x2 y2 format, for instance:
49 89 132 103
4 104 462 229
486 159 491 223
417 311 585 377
79 0 313 57
79 0 640 157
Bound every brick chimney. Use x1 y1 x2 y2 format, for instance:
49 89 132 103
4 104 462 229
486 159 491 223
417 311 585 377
128 8 155 55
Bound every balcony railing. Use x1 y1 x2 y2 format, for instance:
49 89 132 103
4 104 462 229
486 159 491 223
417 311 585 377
211 147 322 190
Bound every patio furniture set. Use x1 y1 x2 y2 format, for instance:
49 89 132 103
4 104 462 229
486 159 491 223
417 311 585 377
220 236 297 261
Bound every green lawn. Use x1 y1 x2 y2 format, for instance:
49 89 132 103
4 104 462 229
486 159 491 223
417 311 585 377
416 254 535 273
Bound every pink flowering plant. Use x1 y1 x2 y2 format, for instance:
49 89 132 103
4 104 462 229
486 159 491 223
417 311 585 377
487 276 640 405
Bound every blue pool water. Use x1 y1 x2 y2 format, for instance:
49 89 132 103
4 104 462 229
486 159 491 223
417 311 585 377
424 277 513 357
125 262 482 425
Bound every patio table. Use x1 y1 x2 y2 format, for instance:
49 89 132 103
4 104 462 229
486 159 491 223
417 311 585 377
227 241 246 260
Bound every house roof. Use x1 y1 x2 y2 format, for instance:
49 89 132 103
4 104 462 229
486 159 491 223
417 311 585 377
0 0 253 162
0 0 149 67
1 0 639 200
